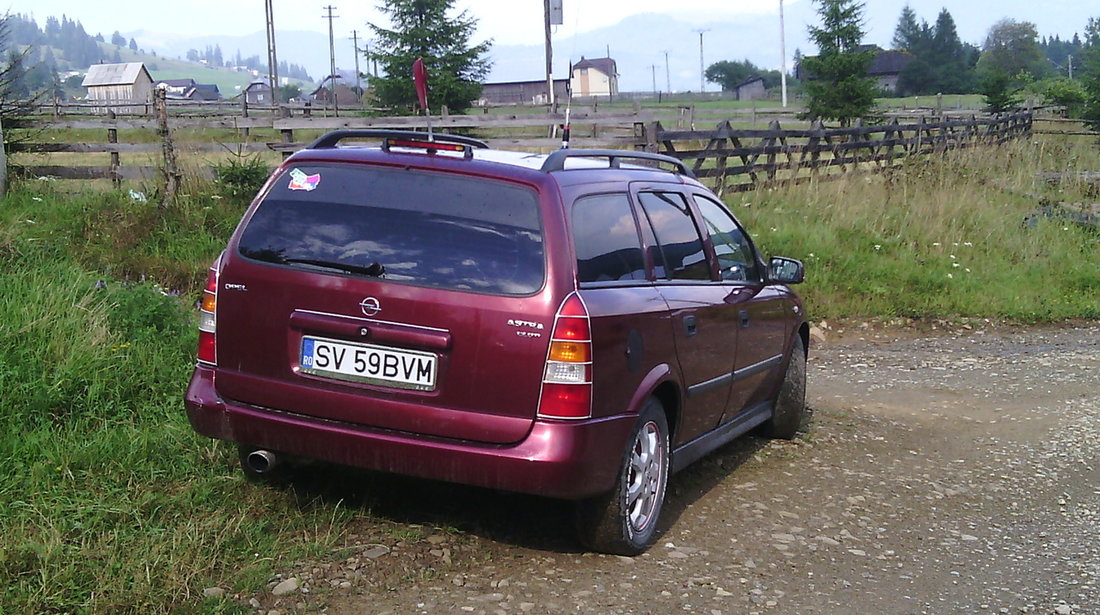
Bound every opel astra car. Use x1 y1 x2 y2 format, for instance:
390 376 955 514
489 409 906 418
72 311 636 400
185 130 808 555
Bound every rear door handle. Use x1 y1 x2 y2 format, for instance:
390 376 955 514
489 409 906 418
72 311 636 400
739 309 750 328
683 314 698 337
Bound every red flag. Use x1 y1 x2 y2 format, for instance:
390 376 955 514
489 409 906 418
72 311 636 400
413 57 429 112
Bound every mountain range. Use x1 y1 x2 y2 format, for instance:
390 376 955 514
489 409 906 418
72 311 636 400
129 1 1095 93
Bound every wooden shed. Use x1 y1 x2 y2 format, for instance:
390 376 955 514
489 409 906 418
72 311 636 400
82 62 154 114
478 79 569 106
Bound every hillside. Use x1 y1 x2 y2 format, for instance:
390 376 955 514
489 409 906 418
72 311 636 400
100 45 303 98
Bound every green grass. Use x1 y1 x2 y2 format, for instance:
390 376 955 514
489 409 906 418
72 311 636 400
0 132 1097 613
0 189 354 614
731 138 1100 320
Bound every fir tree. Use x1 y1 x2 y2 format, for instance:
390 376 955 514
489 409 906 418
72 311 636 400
1081 17 1100 130
799 0 876 126
368 0 491 114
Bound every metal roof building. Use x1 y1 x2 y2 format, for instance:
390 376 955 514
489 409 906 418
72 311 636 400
82 62 154 113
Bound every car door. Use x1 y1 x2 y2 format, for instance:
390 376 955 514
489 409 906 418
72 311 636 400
634 188 739 446
690 193 789 419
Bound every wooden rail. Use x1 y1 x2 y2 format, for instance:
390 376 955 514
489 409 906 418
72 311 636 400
7 105 1035 195
640 112 1033 194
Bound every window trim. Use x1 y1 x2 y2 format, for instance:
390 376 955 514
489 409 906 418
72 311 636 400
631 185 713 283
689 190 767 285
569 190 650 286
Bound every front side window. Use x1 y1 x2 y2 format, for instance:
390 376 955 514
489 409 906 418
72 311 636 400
237 164 545 296
572 193 646 283
694 195 761 283
637 191 710 281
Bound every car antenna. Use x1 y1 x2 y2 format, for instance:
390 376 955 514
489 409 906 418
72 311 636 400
561 100 571 150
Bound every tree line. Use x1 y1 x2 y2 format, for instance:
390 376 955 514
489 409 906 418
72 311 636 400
759 1 1100 128
184 45 312 82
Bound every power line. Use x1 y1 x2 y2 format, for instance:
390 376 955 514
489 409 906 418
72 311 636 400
322 5 339 116
349 29 362 94
662 49 671 93
694 29 710 94
264 0 279 105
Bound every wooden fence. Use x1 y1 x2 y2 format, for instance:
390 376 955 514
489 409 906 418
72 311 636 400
5 92 1040 197
640 112 1034 194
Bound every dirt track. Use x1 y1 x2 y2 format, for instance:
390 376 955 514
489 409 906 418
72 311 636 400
249 321 1100 615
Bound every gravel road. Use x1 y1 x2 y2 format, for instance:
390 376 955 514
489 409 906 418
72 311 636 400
242 322 1099 615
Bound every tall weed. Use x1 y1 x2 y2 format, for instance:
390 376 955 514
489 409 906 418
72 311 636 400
735 139 1100 320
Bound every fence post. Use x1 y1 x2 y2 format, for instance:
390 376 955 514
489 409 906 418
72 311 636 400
155 88 182 207
240 96 250 138
645 121 661 154
107 110 121 187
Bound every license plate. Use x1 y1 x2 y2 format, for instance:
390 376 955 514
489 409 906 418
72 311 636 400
300 336 437 391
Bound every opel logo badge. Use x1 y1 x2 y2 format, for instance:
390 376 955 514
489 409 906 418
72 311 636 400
359 297 381 317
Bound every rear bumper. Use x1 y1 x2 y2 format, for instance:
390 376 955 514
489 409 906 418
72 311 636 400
184 365 632 499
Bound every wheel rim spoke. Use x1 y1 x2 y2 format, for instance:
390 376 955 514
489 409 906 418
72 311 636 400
625 421 664 531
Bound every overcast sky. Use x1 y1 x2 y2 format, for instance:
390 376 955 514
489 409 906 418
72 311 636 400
7 0 1097 91
8 0 1096 48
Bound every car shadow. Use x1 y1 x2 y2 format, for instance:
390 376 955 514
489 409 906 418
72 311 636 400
656 433 773 537
259 423 783 556
269 459 582 554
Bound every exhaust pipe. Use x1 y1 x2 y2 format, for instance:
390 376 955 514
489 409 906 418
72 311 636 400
246 449 278 474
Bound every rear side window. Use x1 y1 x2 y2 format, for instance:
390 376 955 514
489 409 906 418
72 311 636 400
637 192 710 281
237 164 545 296
572 193 646 283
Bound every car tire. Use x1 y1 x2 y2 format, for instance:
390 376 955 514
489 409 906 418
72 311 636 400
574 398 669 555
758 335 809 440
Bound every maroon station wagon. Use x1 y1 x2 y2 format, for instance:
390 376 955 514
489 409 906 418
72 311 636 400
185 130 808 555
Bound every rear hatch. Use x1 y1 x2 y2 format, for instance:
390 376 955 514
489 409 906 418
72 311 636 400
213 160 555 444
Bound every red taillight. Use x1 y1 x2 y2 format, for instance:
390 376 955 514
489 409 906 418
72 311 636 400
538 294 592 419
197 264 218 365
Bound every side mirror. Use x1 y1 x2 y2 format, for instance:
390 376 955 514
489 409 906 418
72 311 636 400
768 256 804 284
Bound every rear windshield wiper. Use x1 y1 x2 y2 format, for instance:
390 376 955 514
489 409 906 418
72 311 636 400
282 258 386 277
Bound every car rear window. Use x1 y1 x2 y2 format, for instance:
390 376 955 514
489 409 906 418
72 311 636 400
237 164 545 296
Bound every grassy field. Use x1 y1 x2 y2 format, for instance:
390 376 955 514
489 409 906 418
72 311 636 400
735 138 1099 320
0 132 1097 614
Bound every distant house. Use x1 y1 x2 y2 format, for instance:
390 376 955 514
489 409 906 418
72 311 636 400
796 46 914 95
867 49 912 94
571 56 618 98
82 62 154 113
154 79 221 101
732 76 766 101
478 79 569 106
310 82 361 106
243 80 273 105
188 84 222 101
155 78 196 97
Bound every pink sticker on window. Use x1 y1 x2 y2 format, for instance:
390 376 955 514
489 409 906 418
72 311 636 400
288 168 321 191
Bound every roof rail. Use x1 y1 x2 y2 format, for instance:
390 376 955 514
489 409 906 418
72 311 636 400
539 149 695 178
306 130 490 150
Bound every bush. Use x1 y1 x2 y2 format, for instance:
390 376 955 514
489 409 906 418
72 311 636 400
1036 78 1086 117
212 150 271 203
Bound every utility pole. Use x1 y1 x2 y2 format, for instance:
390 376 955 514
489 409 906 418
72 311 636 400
1068 54 1074 80
651 64 657 95
663 50 671 93
779 0 788 107
543 0 554 107
694 29 710 94
350 30 362 96
264 0 279 105
323 5 339 116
